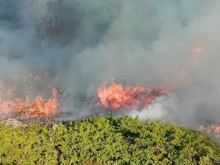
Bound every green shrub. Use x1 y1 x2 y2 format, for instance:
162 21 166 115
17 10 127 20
0 116 219 165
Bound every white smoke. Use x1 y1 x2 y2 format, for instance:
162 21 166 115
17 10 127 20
128 94 178 122
1 0 220 125
129 96 169 121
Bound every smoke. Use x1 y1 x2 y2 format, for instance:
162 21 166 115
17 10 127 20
1 0 220 126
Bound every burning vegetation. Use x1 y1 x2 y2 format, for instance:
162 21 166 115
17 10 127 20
96 45 203 111
199 124 220 134
1 0 220 164
0 81 59 119
97 82 169 110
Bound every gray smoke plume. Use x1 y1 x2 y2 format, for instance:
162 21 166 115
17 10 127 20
0 0 220 126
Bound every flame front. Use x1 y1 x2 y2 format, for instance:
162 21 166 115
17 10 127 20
97 82 169 110
0 82 59 119
97 45 203 110
14 88 58 118
199 125 220 134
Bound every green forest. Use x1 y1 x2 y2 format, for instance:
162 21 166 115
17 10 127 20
0 116 220 165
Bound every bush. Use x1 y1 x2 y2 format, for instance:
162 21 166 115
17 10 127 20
0 116 220 165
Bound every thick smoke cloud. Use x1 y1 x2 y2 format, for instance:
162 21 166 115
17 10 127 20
0 0 220 126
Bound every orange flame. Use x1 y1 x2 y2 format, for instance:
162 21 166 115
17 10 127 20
97 82 169 110
0 82 59 119
97 45 203 110
14 88 58 118
199 125 220 134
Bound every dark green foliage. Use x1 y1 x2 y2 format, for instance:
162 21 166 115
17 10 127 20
0 116 220 165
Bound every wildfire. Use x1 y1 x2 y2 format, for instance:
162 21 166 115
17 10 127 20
97 82 169 110
97 45 204 111
199 125 220 134
0 82 59 119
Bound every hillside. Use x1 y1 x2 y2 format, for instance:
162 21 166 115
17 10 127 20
0 116 220 165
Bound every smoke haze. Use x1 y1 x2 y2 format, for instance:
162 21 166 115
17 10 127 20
1 0 220 126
